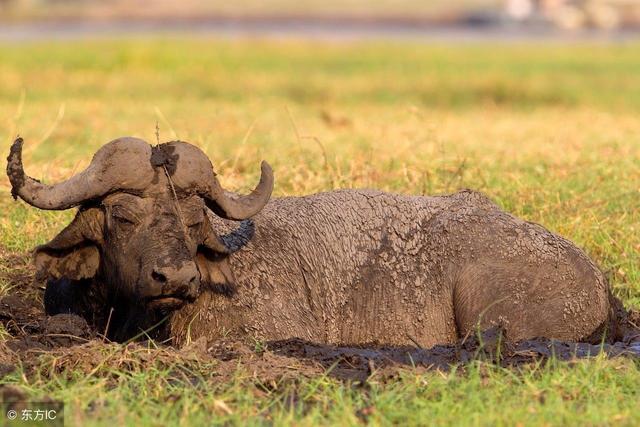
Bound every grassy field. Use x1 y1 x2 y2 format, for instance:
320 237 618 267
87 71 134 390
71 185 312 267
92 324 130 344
0 39 639 426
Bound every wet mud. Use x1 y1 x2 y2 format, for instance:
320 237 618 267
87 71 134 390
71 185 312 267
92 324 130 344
1 247 639 384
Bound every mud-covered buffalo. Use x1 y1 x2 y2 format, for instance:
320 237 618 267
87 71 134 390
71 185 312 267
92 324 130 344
6 136 638 348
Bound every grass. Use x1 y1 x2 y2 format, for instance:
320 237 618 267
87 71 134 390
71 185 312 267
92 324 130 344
3 354 640 426
0 39 639 426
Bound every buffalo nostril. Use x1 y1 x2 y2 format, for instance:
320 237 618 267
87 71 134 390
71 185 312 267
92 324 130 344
151 270 167 284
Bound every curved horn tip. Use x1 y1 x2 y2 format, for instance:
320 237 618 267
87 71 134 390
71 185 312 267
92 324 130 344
7 136 24 164
260 160 273 177
7 137 26 200
10 135 23 150
260 160 272 171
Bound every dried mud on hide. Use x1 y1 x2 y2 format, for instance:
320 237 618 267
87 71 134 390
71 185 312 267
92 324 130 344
1 246 639 384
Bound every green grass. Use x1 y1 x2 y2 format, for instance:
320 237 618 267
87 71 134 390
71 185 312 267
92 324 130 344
0 39 639 426
3 354 640 426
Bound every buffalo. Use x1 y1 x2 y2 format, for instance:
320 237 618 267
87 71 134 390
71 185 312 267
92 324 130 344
7 137 623 345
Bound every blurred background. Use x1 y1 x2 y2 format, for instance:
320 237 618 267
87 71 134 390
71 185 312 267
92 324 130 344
1 0 640 38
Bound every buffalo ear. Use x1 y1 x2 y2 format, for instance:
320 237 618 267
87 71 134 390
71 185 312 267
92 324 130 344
33 207 103 281
201 217 255 254
196 216 254 296
35 245 100 281
195 248 237 297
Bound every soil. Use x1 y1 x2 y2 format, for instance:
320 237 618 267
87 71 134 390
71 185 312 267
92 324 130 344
1 246 639 384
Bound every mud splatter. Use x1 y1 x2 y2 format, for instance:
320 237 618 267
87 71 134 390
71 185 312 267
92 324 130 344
150 143 179 176
6 137 27 200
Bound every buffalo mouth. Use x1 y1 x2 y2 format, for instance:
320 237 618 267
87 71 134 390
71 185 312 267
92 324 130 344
146 294 195 310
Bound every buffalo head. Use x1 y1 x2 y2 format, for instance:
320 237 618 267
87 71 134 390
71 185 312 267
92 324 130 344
7 137 273 316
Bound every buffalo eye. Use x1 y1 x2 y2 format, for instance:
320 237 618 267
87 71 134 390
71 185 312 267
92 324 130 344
106 205 139 229
113 213 135 225
187 219 202 228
